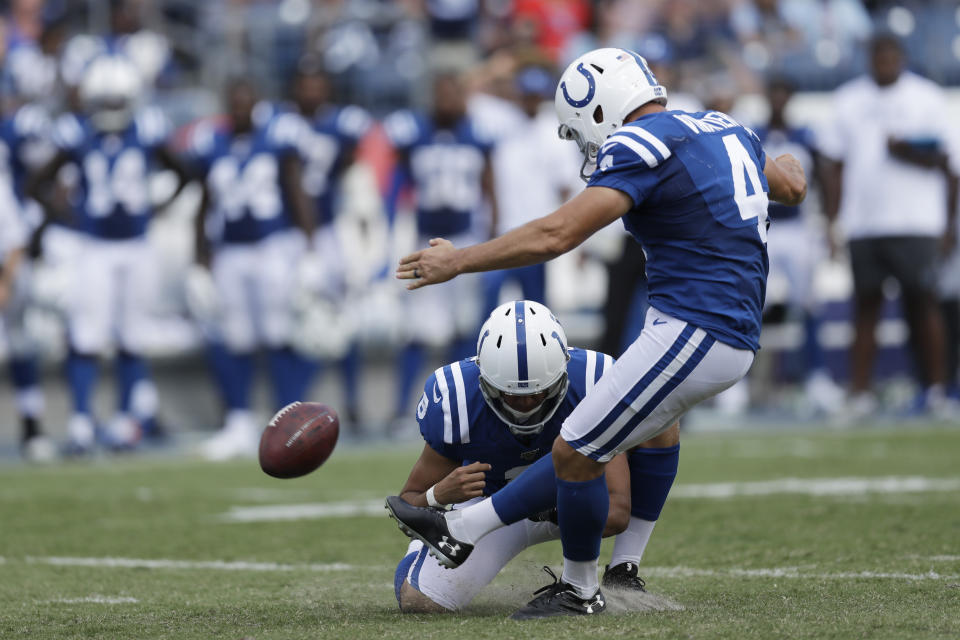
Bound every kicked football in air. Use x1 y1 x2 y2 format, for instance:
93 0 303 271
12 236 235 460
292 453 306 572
259 402 339 478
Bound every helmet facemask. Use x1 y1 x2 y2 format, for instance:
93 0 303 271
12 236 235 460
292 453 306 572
479 371 569 437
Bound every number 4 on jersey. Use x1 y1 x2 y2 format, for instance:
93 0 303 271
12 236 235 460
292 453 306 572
722 133 768 243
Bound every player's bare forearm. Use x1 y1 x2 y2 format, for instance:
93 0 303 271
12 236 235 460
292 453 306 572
280 155 315 240
764 153 807 206
397 187 629 289
399 445 485 507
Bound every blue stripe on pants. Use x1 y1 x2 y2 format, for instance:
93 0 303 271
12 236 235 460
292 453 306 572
591 335 715 460
568 325 695 450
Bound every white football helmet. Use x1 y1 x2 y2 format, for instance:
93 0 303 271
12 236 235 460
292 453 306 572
555 47 668 180
477 300 571 437
79 55 143 132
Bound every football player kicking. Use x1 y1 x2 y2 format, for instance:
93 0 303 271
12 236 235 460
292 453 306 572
393 300 679 612
387 47 806 619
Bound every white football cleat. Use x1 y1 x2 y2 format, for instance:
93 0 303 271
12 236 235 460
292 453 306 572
200 411 259 461
22 435 58 463
105 414 142 450
66 413 96 454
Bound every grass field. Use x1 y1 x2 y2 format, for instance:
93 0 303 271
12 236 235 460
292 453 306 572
1 425 959 639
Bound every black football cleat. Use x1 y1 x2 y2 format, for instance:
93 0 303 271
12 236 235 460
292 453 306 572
511 566 606 620
384 496 473 568
602 562 647 592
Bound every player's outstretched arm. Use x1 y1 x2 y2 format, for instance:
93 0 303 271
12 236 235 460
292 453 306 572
399 444 492 508
764 153 807 206
397 186 631 289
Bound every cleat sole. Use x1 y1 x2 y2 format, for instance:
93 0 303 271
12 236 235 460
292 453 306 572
384 499 460 569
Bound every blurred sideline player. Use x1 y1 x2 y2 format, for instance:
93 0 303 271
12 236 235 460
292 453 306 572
0 58 60 459
393 301 679 612
821 34 958 417
288 59 372 433
754 76 842 411
481 65 581 314
0 140 54 460
384 72 498 428
188 79 316 460
389 47 806 618
28 55 189 452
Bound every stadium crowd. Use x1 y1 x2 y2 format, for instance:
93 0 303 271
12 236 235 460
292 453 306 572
0 0 958 461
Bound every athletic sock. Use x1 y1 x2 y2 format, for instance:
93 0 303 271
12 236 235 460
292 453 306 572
609 518 657 568
340 342 361 416
268 346 317 409
65 351 98 416
10 356 39 390
208 345 254 411
395 342 425 416
116 351 148 414
11 358 44 426
490 453 558 524
557 474 607 598
445 498 503 545
609 445 679 567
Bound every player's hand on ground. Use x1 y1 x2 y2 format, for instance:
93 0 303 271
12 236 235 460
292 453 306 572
396 238 458 290
433 461 491 504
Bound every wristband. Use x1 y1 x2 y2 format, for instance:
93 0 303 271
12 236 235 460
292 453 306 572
425 485 447 509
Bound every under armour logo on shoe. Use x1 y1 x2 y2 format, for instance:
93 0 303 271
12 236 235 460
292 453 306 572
586 595 604 614
438 536 461 556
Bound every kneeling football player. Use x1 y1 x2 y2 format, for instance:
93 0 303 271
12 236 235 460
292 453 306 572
392 300 680 612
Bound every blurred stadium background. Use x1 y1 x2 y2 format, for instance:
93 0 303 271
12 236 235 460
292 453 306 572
1 2 959 638
0 0 958 455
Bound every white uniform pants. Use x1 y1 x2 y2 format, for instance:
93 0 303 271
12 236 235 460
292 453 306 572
68 237 157 354
211 230 306 352
398 499 559 611
561 307 754 462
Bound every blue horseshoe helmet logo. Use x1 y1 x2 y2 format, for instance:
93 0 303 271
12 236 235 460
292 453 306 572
560 63 596 108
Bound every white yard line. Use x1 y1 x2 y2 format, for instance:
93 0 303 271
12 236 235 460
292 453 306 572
641 567 959 581
45 595 139 604
18 556 959 582
671 476 960 499
25 556 353 572
218 476 960 523
221 500 386 522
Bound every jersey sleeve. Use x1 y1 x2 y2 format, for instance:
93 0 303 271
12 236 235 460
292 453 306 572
134 106 172 150
742 125 767 170
51 113 86 158
416 369 462 461
183 121 217 176
565 348 616 401
335 105 372 143
383 110 421 152
265 111 307 155
587 126 668 206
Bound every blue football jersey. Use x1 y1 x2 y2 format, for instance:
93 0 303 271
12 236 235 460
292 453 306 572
753 125 815 221
0 103 55 205
384 110 492 237
296 105 371 228
416 347 614 495
589 110 769 351
189 109 302 244
52 107 170 239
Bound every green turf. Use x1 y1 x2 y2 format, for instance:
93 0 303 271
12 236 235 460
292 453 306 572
1 426 958 639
